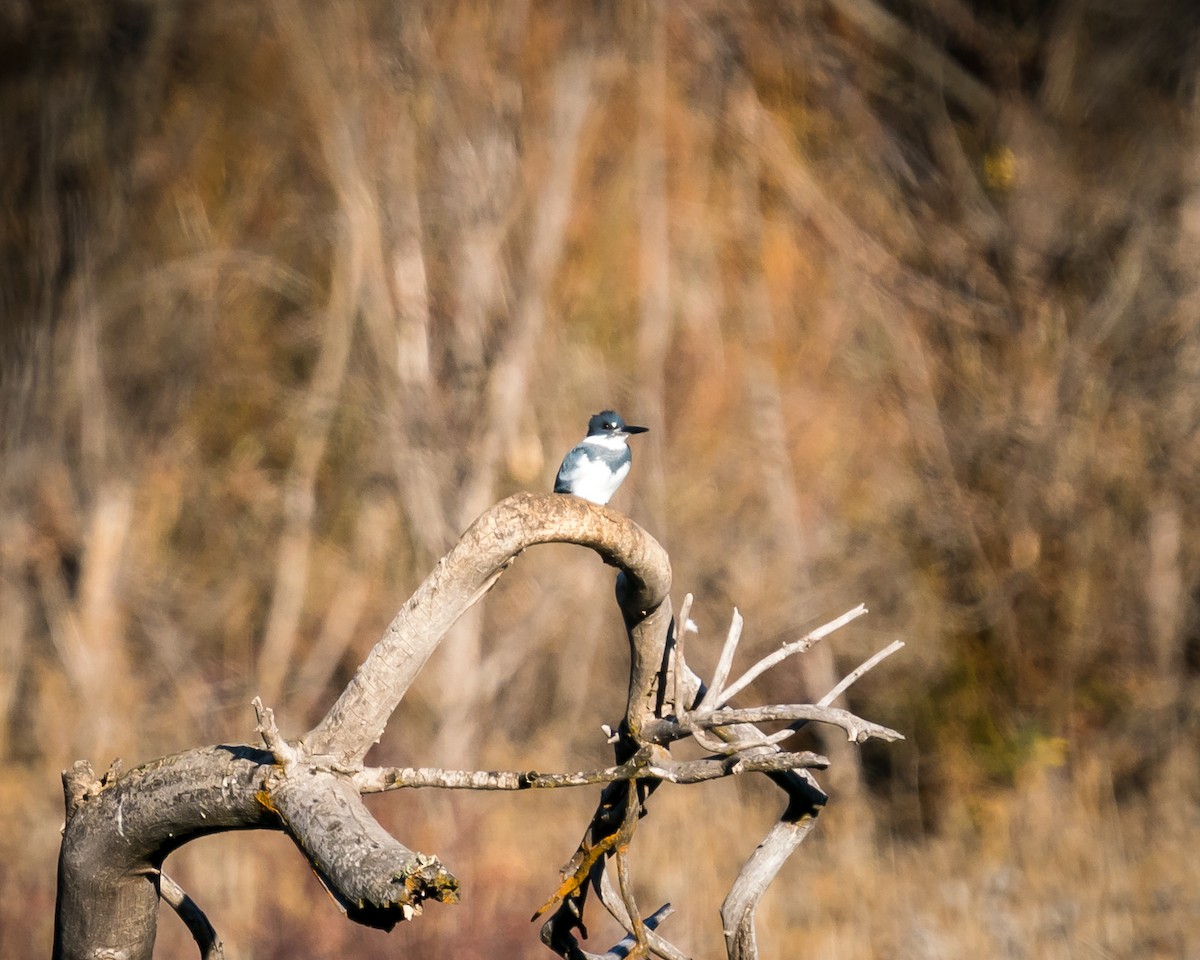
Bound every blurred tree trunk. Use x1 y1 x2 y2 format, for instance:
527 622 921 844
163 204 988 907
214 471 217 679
728 77 869 809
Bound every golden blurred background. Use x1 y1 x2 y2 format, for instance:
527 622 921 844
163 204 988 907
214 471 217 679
3 1 1199 956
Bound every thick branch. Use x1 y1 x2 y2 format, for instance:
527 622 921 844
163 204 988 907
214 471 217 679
721 818 819 960
269 770 458 928
53 747 276 960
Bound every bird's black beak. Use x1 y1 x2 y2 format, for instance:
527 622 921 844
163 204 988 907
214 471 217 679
625 424 649 435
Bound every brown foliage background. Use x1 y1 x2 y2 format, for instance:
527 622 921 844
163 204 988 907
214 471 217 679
3 1 1200 956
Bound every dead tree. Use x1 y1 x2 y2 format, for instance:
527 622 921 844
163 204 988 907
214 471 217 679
53 492 902 960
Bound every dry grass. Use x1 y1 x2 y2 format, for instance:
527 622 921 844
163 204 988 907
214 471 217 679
3 1 1200 957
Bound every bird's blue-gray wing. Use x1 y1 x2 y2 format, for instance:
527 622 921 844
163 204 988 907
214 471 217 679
554 446 592 492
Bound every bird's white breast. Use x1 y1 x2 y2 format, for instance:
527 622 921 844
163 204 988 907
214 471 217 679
562 458 629 505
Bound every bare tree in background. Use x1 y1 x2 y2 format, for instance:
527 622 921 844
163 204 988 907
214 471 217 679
54 494 901 960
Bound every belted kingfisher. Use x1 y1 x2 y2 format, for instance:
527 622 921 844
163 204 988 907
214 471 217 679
553 410 649 505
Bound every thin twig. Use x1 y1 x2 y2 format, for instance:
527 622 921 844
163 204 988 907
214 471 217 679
818 639 906 707
695 608 744 713
715 604 867 708
616 847 645 955
699 726 798 754
666 752 829 780
354 749 827 794
356 763 636 792
616 788 647 951
671 592 694 718
597 872 690 960
689 724 740 756
695 705 904 744
158 871 225 960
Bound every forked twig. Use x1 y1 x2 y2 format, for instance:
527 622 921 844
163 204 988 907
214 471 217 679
701 705 903 744
715 604 868 708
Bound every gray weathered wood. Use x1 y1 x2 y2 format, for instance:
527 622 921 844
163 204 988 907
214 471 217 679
54 748 276 960
53 493 673 960
53 492 899 960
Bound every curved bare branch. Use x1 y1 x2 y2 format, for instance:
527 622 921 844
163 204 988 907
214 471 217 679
304 492 672 762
